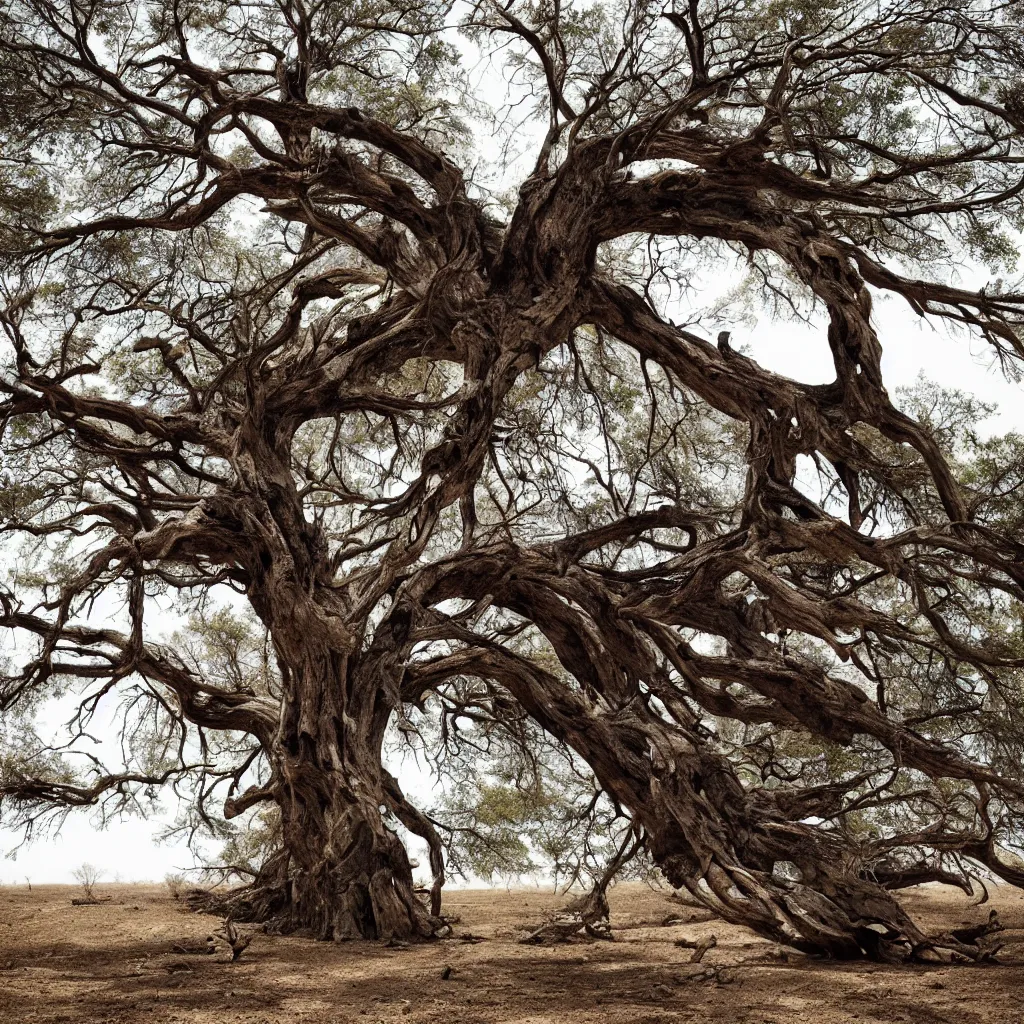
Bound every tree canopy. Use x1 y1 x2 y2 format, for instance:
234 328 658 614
3 0 1024 961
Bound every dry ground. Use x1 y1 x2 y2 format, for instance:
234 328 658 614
1 882 1022 1024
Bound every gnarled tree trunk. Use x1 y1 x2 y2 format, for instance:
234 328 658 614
574 713 994 961
586 714 926 959
276 606 443 941
424 642 988 962
635 736 927 962
222 588 444 942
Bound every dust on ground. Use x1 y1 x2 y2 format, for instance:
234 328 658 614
0 881 1021 1023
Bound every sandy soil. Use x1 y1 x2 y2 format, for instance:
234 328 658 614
0 882 1022 1023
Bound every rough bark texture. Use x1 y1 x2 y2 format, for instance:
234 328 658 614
240 589 445 940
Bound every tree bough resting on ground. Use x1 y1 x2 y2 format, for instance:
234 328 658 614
4 0 1024 962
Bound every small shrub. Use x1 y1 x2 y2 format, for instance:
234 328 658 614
165 873 187 900
72 863 104 899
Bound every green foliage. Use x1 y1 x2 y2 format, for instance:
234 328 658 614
428 730 639 887
216 806 282 878
174 608 278 699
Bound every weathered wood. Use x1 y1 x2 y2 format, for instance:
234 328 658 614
675 935 718 963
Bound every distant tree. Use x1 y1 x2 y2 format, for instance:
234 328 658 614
3 0 1024 961
72 863 103 900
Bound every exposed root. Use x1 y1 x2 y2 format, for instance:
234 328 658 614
521 829 643 944
519 888 613 944
675 934 718 962
213 915 252 961
951 908 1004 945
923 909 1005 963
673 965 736 985
184 882 288 929
669 863 1010 964
183 869 450 944
170 938 214 955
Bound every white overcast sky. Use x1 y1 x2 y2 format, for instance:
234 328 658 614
3 17 1024 887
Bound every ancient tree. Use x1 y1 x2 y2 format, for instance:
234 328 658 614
4 0 1024 960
